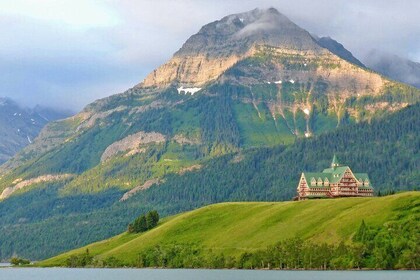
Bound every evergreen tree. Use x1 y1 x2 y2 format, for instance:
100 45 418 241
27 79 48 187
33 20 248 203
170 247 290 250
129 211 160 233
133 215 148 232
146 210 160 229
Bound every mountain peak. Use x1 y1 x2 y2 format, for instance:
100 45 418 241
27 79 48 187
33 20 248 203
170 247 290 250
175 8 321 58
140 8 324 88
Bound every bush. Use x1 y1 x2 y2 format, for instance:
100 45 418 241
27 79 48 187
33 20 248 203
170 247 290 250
65 249 93 268
10 257 30 266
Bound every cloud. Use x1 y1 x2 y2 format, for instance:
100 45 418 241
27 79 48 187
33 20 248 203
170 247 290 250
1 0 419 111
0 15 141 110
364 50 420 88
0 0 120 29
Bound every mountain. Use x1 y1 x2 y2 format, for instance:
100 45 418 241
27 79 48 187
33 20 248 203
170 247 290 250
140 8 323 88
40 192 419 269
315 36 365 68
0 8 419 260
2 8 418 174
0 97 71 164
363 50 420 89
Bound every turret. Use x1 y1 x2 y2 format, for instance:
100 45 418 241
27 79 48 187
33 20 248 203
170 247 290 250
331 154 340 169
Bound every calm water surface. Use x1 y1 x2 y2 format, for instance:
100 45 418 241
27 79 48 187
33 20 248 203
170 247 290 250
0 268 418 280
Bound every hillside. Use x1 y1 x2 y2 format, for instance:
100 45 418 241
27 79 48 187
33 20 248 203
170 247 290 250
0 8 419 261
0 97 70 164
40 192 420 269
0 89 418 262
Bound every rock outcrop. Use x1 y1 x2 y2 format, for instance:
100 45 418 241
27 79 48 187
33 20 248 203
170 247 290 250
139 8 323 88
0 174 74 200
120 179 161 201
101 131 166 162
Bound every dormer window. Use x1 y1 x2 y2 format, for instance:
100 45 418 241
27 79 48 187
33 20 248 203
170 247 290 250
364 179 369 186
317 178 323 185
311 178 316 186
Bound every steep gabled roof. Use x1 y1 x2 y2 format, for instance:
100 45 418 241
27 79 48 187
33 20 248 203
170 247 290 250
302 172 331 188
323 166 347 174
354 173 373 189
302 167 374 189
304 166 349 184
301 155 374 191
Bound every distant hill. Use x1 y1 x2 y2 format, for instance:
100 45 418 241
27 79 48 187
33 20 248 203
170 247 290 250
40 192 420 269
0 98 71 164
364 50 420 89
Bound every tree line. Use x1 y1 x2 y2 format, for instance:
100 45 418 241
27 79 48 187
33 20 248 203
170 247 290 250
64 217 419 269
128 210 160 233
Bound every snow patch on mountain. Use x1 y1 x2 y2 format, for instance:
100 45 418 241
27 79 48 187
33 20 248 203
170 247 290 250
177 87 202 95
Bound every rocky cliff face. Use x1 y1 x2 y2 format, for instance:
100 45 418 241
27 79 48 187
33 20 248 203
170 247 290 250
315 36 365 68
140 8 323 88
137 8 417 138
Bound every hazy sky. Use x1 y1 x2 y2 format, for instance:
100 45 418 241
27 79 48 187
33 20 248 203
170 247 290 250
1 0 419 110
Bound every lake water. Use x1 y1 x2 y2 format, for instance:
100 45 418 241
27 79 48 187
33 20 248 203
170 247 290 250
0 268 418 280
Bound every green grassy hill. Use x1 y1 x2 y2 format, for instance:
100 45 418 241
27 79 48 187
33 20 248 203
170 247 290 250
40 191 419 268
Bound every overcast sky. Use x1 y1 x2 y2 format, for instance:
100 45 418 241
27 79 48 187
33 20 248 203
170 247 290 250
1 0 419 111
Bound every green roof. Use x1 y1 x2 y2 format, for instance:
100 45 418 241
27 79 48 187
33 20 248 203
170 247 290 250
354 173 369 181
302 166 373 189
303 166 348 184
322 166 348 175
301 156 373 189
331 154 340 168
